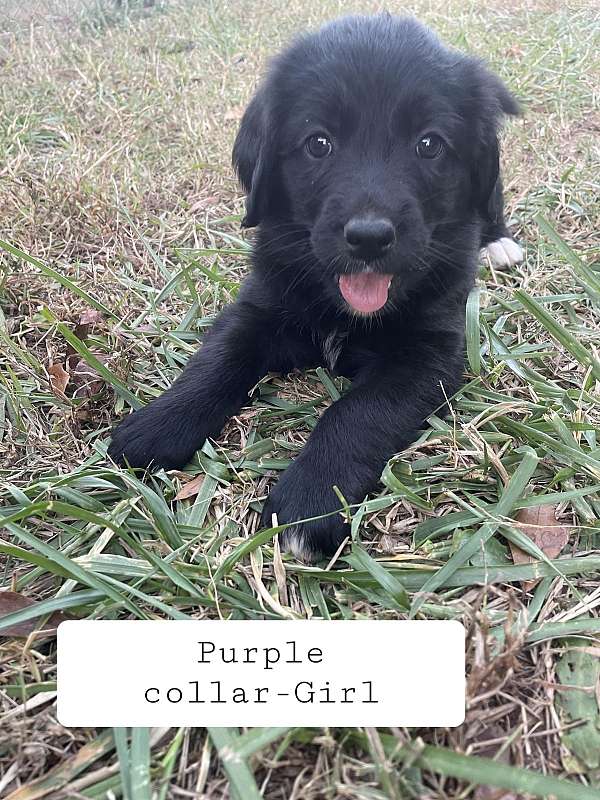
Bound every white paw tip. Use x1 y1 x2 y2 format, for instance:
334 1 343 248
484 237 524 269
279 527 309 561
280 528 319 563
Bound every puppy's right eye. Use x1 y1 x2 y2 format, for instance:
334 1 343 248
416 133 444 159
306 134 333 158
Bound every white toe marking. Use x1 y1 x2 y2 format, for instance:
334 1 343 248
500 237 524 264
486 241 510 268
484 237 524 269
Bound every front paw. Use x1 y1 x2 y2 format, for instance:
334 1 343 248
261 463 350 562
483 236 523 270
108 400 207 470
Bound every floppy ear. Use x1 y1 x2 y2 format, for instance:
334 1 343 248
469 67 520 217
232 87 274 228
473 137 501 220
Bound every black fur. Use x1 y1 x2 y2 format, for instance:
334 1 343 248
108 14 519 560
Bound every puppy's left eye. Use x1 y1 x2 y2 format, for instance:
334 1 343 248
306 134 333 158
416 134 444 159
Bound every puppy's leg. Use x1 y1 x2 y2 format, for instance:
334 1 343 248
262 334 464 561
480 178 523 269
108 302 273 470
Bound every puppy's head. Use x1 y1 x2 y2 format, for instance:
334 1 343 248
233 15 519 314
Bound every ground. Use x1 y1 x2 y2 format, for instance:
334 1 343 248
0 0 599 798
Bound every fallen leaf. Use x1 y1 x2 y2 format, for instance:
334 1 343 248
74 308 103 341
48 363 70 397
174 473 205 500
71 356 106 398
508 505 569 590
80 309 103 325
0 591 69 638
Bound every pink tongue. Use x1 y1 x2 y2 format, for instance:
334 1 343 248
338 272 392 313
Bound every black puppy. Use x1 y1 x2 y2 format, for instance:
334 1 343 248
109 15 521 560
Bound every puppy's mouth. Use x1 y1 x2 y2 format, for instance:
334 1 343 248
338 271 392 313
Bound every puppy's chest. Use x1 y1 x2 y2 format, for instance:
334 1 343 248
317 330 348 372
312 325 398 377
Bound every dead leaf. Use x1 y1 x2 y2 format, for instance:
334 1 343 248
71 356 106 398
174 473 205 500
80 309 103 325
508 505 569 590
0 591 69 638
74 308 103 341
48 363 70 397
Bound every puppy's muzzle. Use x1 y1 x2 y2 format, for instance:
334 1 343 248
344 216 395 261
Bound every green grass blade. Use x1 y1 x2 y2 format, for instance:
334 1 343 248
535 214 600 304
417 743 599 800
0 238 121 322
234 728 295 759
526 617 600 643
208 728 262 800
113 729 131 800
515 289 600 380
346 544 409 609
0 589 102 633
130 728 151 800
465 286 481 375
410 446 539 616
157 728 186 800
40 307 143 409
1 512 143 617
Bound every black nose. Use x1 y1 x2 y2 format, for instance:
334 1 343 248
344 217 395 260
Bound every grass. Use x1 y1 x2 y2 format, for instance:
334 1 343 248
0 0 599 797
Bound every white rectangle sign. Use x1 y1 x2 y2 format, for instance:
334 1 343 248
57 620 465 726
